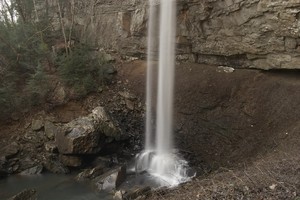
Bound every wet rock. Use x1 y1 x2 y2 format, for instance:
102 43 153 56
94 165 126 192
44 142 58 153
76 166 104 181
20 165 43 175
44 121 58 140
123 186 151 200
43 154 69 174
31 120 44 131
113 190 126 200
59 155 82 167
8 189 37 200
18 157 39 173
56 107 121 154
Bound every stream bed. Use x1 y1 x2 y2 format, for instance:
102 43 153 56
0 174 112 200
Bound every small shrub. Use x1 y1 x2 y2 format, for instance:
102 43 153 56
26 63 50 105
57 45 109 97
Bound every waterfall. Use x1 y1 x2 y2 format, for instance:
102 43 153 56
145 0 157 151
136 0 195 187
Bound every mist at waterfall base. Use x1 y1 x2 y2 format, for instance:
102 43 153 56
134 0 195 187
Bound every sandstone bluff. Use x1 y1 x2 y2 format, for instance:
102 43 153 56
41 0 300 70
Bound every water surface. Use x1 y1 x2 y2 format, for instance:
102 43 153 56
0 174 112 200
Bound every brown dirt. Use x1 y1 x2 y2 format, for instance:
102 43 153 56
0 60 299 199
119 60 300 199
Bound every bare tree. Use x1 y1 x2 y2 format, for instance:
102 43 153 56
56 0 69 55
68 0 75 53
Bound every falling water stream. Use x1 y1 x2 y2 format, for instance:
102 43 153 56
136 0 195 187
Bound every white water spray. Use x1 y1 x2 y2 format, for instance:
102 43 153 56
136 0 195 187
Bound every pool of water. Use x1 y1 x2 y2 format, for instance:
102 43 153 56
0 174 112 200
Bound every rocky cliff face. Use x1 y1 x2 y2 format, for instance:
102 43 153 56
45 0 300 70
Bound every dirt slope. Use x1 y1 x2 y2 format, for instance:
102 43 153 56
120 60 300 199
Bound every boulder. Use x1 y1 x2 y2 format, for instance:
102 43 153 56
20 165 43 175
59 155 82 167
8 189 37 200
94 165 126 192
56 107 121 154
76 166 104 181
43 154 69 174
44 121 58 140
122 186 151 200
31 120 44 131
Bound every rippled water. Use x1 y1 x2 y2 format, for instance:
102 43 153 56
0 174 112 200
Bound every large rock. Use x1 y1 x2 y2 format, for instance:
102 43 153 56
20 165 43 175
93 166 126 192
39 0 300 70
76 166 105 181
56 107 121 154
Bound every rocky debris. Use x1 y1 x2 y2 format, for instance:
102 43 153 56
122 186 151 200
59 155 82 167
20 165 43 175
23 131 47 148
56 106 121 154
44 121 58 140
94 165 126 192
43 154 69 174
31 120 44 131
8 189 37 200
118 91 137 111
125 99 135 110
1 142 19 159
76 166 105 181
44 142 58 153
118 91 137 100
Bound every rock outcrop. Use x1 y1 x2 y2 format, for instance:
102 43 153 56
39 0 300 70
56 107 122 155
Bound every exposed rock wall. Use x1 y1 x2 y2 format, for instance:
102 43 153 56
44 0 300 69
